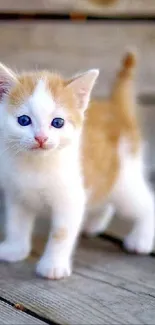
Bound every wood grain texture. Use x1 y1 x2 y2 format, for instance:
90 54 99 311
71 0 155 16
0 237 155 325
0 0 154 16
0 23 155 98
0 301 46 324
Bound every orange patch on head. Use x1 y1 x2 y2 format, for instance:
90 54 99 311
9 73 38 107
47 74 83 128
8 71 83 128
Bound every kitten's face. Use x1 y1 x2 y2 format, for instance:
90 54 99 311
2 77 82 152
0 68 99 154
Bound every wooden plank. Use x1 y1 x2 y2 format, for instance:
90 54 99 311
0 237 155 325
71 0 155 16
0 23 155 97
0 301 46 324
0 0 154 16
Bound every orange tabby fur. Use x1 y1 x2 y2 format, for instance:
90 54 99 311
83 52 140 205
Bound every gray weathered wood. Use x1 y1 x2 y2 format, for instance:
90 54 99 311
0 237 155 324
0 301 46 324
0 23 155 98
70 0 155 16
0 0 154 16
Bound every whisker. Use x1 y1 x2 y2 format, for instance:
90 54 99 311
0 143 18 156
13 149 22 157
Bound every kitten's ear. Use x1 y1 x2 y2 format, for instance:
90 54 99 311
66 69 99 111
0 63 17 100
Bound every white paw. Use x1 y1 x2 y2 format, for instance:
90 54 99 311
123 231 154 254
0 241 30 262
36 257 71 280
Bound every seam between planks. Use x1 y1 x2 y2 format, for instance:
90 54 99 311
0 12 154 22
0 296 60 325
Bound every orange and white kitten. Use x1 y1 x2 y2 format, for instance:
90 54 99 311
0 52 154 280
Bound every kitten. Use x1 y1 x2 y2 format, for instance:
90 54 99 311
0 51 154 280
83 52 155 254
0 65 99 279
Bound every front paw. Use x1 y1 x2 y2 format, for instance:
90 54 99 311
0 241 30 262
36 257 71 280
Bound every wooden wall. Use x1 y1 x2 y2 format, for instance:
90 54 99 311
1 23 155 98
0 0 154 16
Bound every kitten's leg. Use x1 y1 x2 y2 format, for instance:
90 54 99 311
83 204 115 236
112 162 155 254
0 199 35 262
36 185 85 280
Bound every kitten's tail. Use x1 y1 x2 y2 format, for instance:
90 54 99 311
111 50 141 153
118 51 137 79
111 50 137 111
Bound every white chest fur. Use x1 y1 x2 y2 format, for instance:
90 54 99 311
0 143 84 214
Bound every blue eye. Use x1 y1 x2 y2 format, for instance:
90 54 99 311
18 115 32 127
51 118 64 129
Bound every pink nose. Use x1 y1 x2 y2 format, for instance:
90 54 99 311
35 135 48 146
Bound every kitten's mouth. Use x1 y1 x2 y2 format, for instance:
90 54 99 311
30 144 53 151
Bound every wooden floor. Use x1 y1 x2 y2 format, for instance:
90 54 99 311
0 235 155 324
